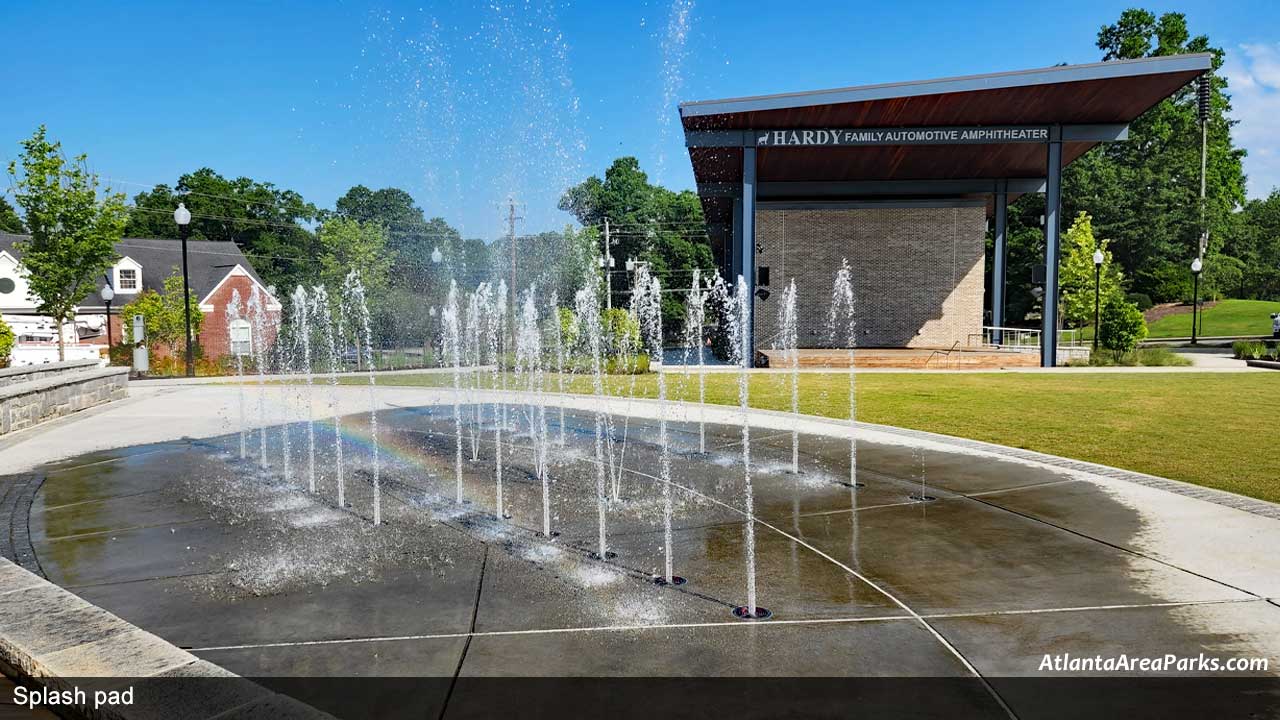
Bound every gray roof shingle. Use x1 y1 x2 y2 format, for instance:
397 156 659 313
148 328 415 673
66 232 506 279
0 232 270 308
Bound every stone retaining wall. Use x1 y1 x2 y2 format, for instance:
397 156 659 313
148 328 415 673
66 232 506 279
0 367 128 436
0 558 334 720
0 360 102 389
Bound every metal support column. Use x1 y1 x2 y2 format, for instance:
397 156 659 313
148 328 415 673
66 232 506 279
1041 128 1063 367
992 179 1008 344
740 147 757 368
730 197 743 282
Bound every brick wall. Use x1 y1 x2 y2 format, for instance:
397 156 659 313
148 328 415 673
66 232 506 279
754 204 986 349
199 274 277 360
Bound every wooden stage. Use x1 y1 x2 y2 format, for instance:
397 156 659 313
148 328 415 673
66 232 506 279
757 347 1043 370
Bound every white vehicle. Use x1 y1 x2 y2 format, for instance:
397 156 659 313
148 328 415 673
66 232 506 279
1272 312 1280 338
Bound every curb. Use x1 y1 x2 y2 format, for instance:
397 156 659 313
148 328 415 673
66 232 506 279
0 559 335 720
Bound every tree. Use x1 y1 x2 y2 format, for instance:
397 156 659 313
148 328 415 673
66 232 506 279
1066 9 1246 299
120 271 204 358
0 316 13 367
1221 190 1280 299
334 185 441 288
453 237 493 292
335 185 427 233
332 185 473 350
560 157 715 331
1059 212 1124 328
7 126 128 361
125 168 319 290
0 196 25 234
488 226 597 305
1199 254 1244 302
997 9 1251 321
315 217 395 297
1099 296 1148 359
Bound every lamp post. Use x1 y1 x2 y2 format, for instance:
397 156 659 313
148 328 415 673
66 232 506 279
1092 248 1104 352
1190 257 1203 345
428 247 443 365
174 203 194 376
101 283 115 351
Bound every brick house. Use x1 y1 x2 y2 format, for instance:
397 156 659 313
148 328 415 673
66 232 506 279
0 233 281 362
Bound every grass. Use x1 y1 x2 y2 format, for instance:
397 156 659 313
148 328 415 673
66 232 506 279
346 369 1280 505
1068 346 1192 367
1146 299 1280 338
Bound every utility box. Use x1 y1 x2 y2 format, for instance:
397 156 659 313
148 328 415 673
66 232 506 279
132 314 148 373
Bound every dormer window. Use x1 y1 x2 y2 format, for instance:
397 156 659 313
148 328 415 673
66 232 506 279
112 257 142 295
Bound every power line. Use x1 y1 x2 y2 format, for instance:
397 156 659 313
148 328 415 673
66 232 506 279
124 206 480 240
107 176 491 235
105 176 714 237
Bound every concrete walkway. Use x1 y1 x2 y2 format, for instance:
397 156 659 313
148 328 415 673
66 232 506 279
1173 347 1252 369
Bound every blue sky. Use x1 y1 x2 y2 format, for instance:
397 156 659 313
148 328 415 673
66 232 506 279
3 1 1277 239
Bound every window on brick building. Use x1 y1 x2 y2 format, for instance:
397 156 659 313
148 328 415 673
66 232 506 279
230 319 252 355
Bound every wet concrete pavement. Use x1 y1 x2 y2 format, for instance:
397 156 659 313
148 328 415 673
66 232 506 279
4 401 1279 719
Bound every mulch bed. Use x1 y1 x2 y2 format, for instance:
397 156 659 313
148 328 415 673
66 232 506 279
1143 300 1219 324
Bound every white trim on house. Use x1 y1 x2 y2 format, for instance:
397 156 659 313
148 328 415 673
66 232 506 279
0 250 38 311
197 264 282 313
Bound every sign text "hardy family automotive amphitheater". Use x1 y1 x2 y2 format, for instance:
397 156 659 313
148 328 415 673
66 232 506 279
756 127 1050 146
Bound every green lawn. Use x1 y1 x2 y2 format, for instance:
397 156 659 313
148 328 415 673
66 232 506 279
350 370 1280 505
1146 299 1280 338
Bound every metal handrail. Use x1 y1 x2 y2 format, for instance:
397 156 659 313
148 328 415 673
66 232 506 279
973 326 1085 353
926 340 962 367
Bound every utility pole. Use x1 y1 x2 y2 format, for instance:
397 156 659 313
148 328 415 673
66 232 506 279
604 217 612 309
505 196 523 307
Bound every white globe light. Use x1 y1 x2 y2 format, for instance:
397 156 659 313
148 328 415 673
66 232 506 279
431 247 443 264
101 285 114 302
173 203 191 226
1092 249 1104 266
1191 257 1203 273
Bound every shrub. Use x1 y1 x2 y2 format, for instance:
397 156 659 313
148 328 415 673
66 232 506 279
602 308 640 354
1134 347 1191 366
0 316 13 368
1232 340 1267 360
557 307 578 349
1098 297 1147 360
505 350 650 375
135 352 235 377
108 342 132 366
1080 347 1191 367
605 353 650 375
1126 292 1154 311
